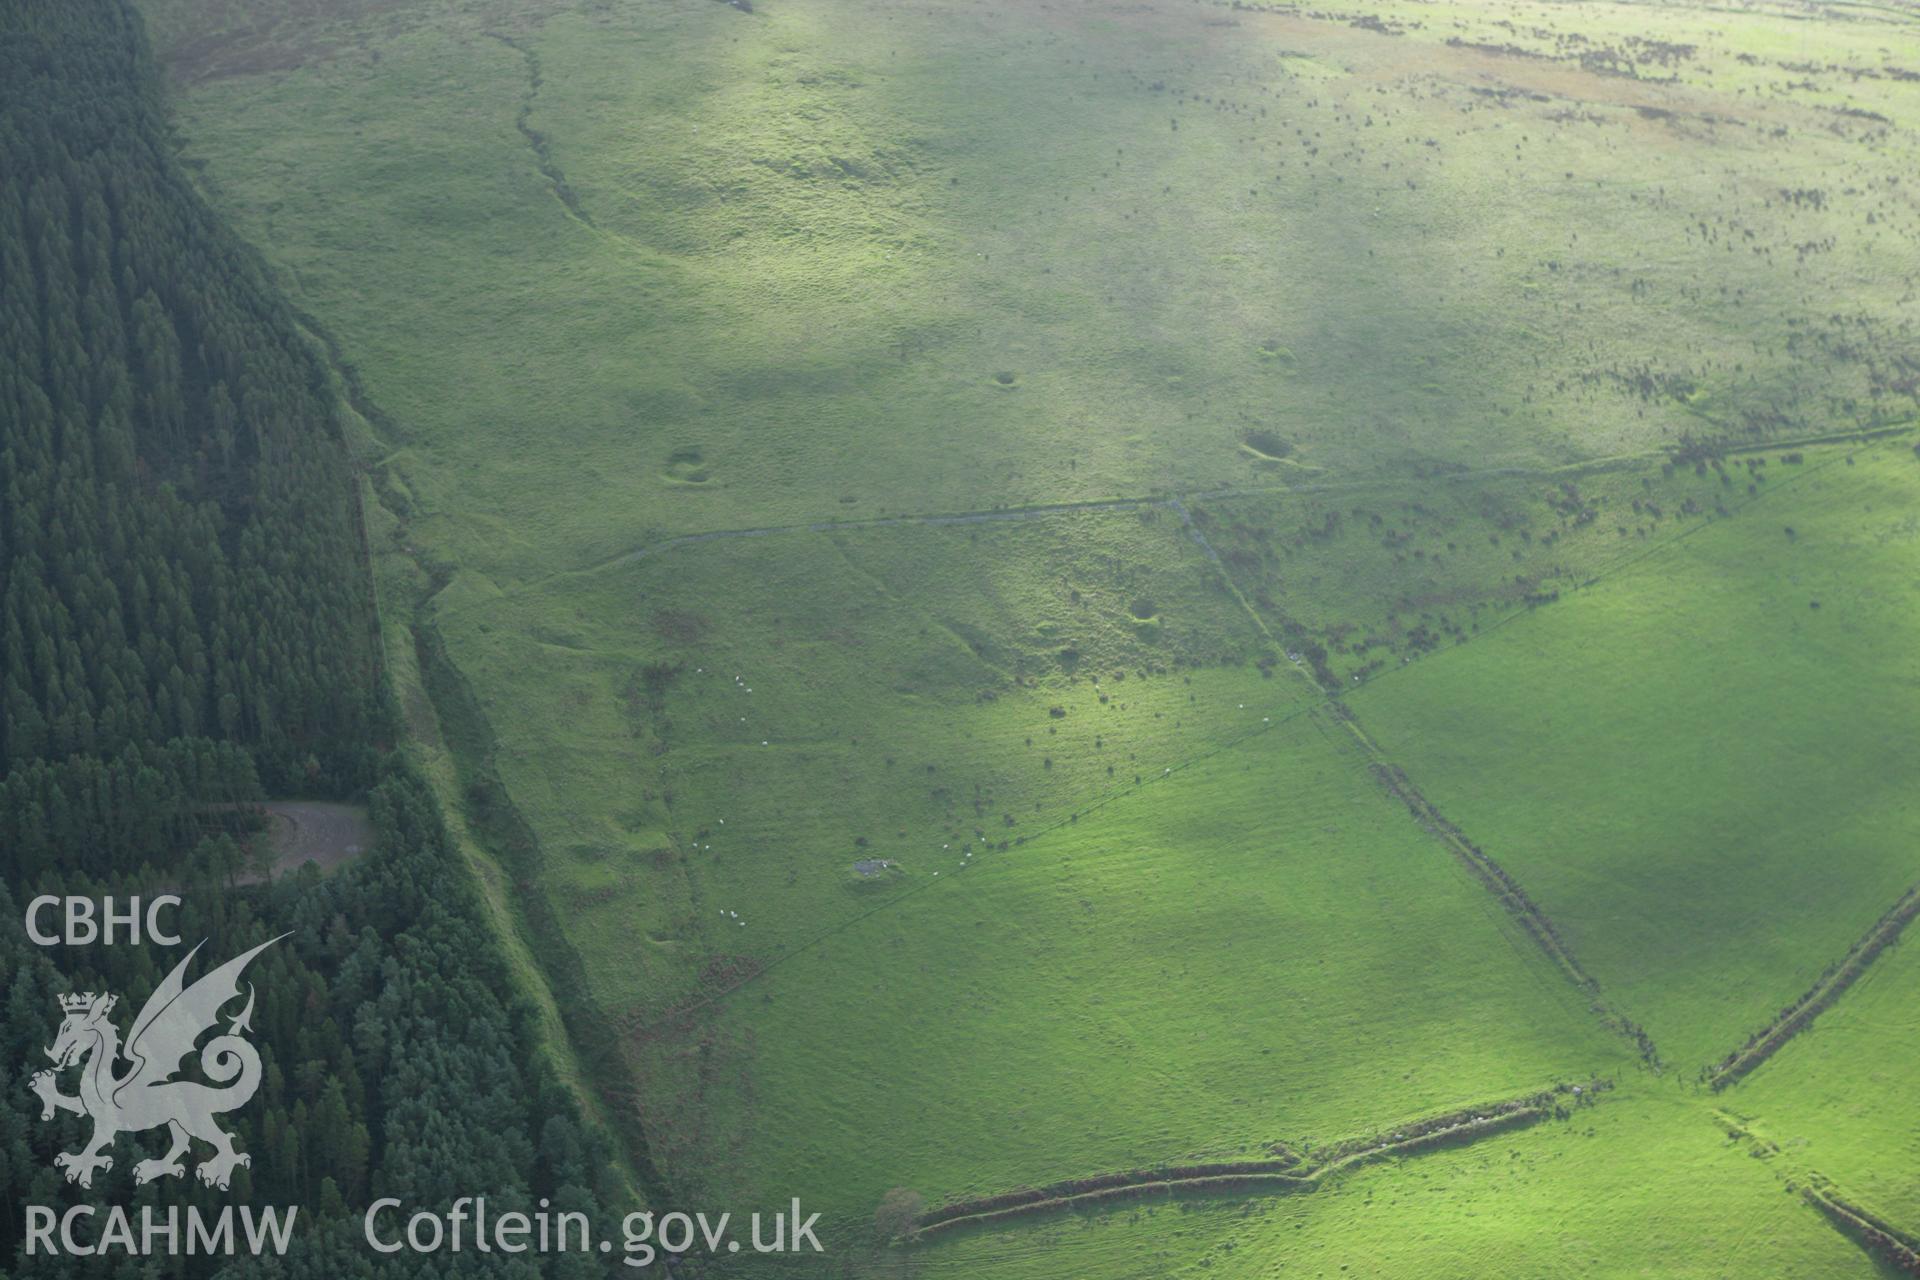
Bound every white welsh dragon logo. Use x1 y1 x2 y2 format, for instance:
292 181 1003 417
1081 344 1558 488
29 936 284 1191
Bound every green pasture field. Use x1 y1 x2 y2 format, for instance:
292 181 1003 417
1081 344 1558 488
631 709 1626 1240
129 0 1920 1269
1351 441 1920 1074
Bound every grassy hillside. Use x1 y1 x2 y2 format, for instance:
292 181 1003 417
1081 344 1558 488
127 0 1920 1271
140 0 1919 587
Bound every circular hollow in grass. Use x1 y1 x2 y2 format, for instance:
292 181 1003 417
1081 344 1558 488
1129 598 1158 621
1241 429 1292 460
664 446 711 484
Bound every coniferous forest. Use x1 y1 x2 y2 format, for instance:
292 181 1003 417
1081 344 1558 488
0 1 622 1273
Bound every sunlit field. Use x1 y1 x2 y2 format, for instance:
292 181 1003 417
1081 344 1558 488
135 0 1920 1269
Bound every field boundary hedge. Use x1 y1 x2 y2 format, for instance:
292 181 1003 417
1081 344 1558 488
1368 759 1661 1063
1719 1110 1920 1275
908 1082 1604 1241
1707 882 1920 1089
1804 1186 1920 1276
